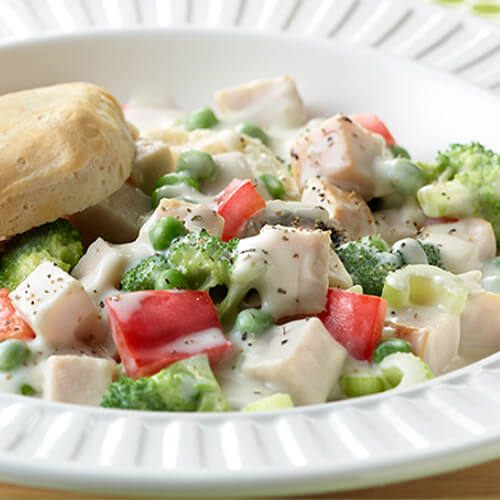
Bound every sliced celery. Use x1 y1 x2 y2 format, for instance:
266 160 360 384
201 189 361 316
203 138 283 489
382 264 468 315
242 393 294 412
416 179 474 218
340 365 387 397
379 352 434 389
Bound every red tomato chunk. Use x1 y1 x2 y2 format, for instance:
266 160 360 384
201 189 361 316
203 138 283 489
318 288 387 361
0 289 35 342
350 114 396 146
216 178 266 241
106 290 233 378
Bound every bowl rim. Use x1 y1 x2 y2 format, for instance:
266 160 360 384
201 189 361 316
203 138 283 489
1 20 500 497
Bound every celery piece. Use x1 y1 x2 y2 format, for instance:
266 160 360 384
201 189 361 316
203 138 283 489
382 264 468 315
340 373 386 397
242 393 294 412
379 352 434 389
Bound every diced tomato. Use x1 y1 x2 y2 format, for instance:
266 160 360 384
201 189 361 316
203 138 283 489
0 289 35 342
105 290 233 379
318 288 387 361
425 217 459 225
350 114 396 146
216 179 266 241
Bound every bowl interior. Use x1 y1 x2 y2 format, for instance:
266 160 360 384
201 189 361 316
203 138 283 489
1 27 499 162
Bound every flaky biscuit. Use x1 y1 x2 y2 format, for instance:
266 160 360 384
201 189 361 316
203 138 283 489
0 82 134 238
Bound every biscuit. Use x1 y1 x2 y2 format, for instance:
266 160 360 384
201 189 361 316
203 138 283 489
0 82 135 238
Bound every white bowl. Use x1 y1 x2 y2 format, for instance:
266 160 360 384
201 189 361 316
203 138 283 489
2 27 500 497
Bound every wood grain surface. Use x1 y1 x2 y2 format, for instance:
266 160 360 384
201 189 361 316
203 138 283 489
0 457 497 499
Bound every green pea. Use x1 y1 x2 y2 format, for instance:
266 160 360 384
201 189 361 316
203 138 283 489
176 150 218 183
259 174 285 199
149 217 187 251
154 173 200 191
0 340 31 371
390 144 411 160
20 384 36 396
373 338 412 364
237 123 270 147
385 158 425 196
184 107 218 131
152 184 200 208
235 308 274 337
154 269 190 290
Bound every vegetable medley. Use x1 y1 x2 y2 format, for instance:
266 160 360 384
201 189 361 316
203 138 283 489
2 75 500 412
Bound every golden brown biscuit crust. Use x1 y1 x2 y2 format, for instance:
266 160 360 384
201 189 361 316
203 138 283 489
0 82 134 238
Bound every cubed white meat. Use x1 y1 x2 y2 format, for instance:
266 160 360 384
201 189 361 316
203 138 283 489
457 270 500 350
301 178 376 240
290 114 386 199
10 262 107 348
418 218 496 274
328 248 353 289
69 182 152 245
214 75 307 129
373 199 426 245
72 238 131 357
43 355 114 406
385 307 460 374
129 138 174 195
137 198 224 243
234 225 329 319
201 152 258 196
240 318 347 405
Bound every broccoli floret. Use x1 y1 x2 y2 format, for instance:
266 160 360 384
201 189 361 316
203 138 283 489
120 254 170 292
336 236 404 296
0 219 83 290
420 242 443 268
120 232 256 325
166 231 238 291
417 143 500 244
391 239 444 269
101 354 229 412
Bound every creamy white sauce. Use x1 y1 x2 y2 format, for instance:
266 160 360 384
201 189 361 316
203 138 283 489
392 238 428 265
0 335 110 397
6 82 500 408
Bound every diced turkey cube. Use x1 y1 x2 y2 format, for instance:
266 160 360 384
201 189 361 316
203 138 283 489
10 262 107 348
241 318 347 405
69 182 152 245
234 225 329 320
458 271 500 351
302 178 376 240
385 307 460 374
43 355 114 406
202 152 259 196
328 248 353 289
418 218 496 274
72 238 131 357
130 138 174 195
138 198 224 242
373 199 426 245
214 75 307 128
291 114 386 199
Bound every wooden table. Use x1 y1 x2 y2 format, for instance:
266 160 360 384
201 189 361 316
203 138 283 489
0 458 498 499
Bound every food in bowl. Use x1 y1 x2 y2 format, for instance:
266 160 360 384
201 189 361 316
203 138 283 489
0 75 499 412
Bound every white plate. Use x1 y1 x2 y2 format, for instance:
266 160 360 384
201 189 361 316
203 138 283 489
2 18 500 500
